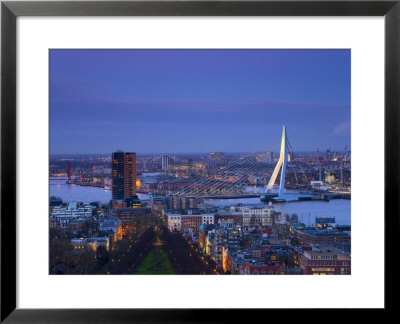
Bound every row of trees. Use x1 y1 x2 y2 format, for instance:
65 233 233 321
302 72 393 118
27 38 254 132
49 215 158 274
109 227 156 274
160 226 216 274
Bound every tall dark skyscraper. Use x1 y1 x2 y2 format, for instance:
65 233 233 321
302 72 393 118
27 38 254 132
112 151 137 202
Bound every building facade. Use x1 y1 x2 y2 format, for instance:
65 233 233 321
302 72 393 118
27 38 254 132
299 244 351 275
112 151 137 202
113 207 151 225
242 206 274 227
294 229 351 252
164 210 214 232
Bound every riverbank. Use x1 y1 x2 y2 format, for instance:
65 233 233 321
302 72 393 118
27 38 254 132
50 179 150 203
50 179 350 226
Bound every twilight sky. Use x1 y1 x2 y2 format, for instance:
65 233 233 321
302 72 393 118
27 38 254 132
50 49 350 154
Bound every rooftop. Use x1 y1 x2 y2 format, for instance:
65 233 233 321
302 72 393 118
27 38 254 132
303 230 350 237
306 244 350 255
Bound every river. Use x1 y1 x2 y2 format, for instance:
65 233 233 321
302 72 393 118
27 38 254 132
204 197 350 226
50 179 150 203
50 180 350 226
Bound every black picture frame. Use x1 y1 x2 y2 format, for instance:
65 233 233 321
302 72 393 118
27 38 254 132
1 0 398 322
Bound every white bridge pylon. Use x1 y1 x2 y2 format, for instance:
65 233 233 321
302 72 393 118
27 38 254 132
265 125 289 196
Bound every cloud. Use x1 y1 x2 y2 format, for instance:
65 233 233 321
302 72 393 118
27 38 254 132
332 120 351 135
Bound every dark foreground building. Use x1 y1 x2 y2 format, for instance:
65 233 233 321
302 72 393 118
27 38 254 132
299 244 351 275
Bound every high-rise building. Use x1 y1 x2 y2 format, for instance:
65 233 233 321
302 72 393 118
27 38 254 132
210 152 225 164
161 156 170 171
266 151 273 162
112 151 137 202
288 151 294 162
172 195 181 210
256 151 274 163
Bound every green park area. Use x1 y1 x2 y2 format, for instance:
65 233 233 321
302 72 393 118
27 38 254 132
135 246 177 275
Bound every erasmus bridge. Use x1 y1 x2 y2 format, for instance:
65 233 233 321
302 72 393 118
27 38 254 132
176 126 317 202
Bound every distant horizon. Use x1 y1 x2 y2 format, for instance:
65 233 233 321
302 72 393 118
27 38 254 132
50 149 351 157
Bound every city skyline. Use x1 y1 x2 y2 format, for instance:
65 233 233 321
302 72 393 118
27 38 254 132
50 49 351 154
49 149 350 157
